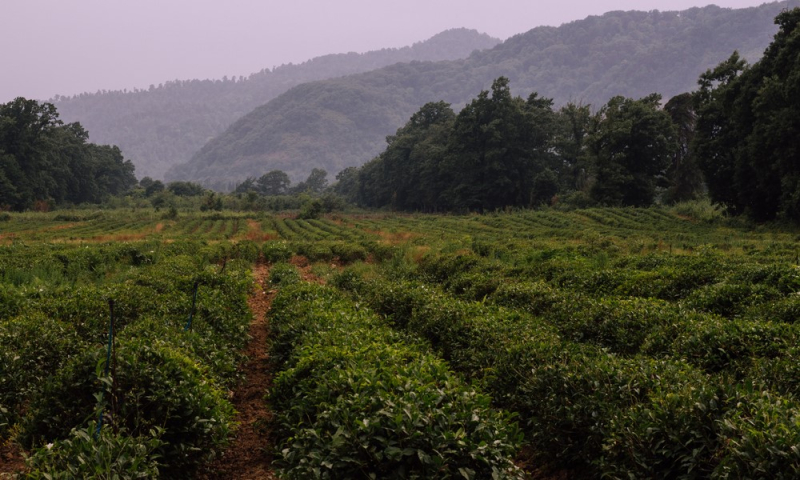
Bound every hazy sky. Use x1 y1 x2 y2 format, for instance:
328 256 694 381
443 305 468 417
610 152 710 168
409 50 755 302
0 0 781 102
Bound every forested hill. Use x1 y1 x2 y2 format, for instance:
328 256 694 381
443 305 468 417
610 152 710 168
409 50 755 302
52 29 500 180
169 1 798 190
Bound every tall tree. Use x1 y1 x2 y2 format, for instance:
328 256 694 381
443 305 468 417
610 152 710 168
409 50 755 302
693 52 750 214
0 98 136 210
256 170 291 195
358 101 455 210
587 94 677 207
694 8 800 221
554 102 592 192
664 92 704 203
445 77 556 210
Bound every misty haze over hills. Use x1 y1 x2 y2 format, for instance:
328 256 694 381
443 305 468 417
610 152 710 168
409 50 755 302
167 1 797 189
53 29 500 180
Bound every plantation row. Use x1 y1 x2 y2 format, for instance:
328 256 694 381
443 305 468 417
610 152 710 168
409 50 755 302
3 208 800 477
0 240 262 477
265 267 524 479
329 262 800 478
0 211 379 244
6 206 795 255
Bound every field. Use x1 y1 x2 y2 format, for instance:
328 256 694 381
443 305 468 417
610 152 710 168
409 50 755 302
2 206 800 478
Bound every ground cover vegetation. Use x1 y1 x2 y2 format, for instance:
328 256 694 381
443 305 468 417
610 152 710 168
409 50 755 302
2 205 800 477
0 238 259 477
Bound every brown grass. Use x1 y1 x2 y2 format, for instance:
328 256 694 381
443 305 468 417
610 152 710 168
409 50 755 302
240 219 276 242
365 229 418 244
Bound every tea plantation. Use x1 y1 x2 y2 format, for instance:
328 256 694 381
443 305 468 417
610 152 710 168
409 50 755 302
1 206 800 478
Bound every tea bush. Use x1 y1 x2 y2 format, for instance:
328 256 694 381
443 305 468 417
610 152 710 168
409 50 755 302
269 283 525 479
262 240 293 264
268 262 301 286
21 337 234 477
26 422 164 480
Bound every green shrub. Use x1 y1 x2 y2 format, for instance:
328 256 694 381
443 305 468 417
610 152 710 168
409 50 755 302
269 262 301 286
715 389 800 479
684 282 782 318
269 283 525 479
26 422 163 479
600 380 724 479
0 314 85 436
296 241 334 262
440 271 501 300
746 347 800 396
329 241 368 263
519 355 699 469
21 338 234 477
360 240 397 262
670 317 797 373
747 294 800 324
490 281 565 316
262 240 293 264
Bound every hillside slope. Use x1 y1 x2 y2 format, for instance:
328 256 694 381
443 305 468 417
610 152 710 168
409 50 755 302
53 29 500 179
171 2 798 189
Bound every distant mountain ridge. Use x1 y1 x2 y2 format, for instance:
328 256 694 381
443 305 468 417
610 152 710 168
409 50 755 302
169 1 799 189
53 29 501 179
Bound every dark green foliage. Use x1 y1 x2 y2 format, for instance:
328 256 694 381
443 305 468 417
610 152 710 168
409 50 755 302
350 81 680 211
262 240 293 264
444 80 559 211
587 94 677 207
26 422 164 479
269 283 525 479
256 170 291 195
695 8 800 221
357 101 455 211
0 98 136 210
166 181 205 196
297 197 324 219
268 262 301 286
664 92 704 203
292 168 328 195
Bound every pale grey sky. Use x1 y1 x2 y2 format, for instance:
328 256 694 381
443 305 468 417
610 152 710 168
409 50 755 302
0 0 781 102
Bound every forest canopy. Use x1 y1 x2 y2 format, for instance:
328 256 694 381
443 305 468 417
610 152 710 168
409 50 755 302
694 8 800 222
0 98 136 211
339 78 682 212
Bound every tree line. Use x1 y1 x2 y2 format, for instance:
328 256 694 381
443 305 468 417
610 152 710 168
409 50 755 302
173 2 795 187
330 7 800 221
0 98 137 211
329 78 691 212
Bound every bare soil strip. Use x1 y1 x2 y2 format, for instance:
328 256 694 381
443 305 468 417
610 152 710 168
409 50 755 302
199 261 276 479
0 440 26 477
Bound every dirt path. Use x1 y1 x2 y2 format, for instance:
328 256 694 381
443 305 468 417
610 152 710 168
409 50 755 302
0 440 25 478
199 261 276 479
